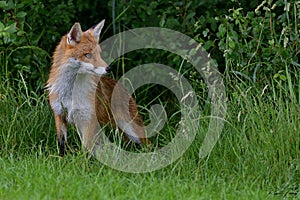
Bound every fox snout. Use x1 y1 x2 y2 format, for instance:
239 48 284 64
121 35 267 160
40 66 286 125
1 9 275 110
92 65 111 76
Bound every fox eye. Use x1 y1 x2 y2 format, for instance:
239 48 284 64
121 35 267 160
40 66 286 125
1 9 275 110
85 53 92 59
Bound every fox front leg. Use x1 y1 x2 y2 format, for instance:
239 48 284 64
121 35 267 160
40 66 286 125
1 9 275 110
54 114 68 156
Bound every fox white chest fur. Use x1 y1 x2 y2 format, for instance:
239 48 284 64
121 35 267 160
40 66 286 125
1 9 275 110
47 62 98 125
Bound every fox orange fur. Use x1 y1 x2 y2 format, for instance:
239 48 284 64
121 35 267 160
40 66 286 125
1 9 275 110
46 20 149 155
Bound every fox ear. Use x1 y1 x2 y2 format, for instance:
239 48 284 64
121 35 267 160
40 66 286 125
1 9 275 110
93 19 105 40
67 22 82 46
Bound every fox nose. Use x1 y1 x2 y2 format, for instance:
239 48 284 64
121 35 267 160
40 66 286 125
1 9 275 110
105 66 112 73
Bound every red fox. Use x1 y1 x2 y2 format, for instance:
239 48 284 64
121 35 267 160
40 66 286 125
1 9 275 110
46 20 150 155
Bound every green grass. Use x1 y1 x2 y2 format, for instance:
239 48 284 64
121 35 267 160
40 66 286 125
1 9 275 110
0 74 299 200
0 154 275 200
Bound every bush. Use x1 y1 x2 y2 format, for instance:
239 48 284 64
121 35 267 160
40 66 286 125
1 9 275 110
0 0 299 100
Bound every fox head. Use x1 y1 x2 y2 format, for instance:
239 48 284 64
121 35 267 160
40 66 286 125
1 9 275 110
52 20 110 76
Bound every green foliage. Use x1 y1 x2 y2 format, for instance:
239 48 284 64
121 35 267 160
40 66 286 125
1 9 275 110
1 0 299 96
0 0 76 92
108 0 298 99
213 1 299 85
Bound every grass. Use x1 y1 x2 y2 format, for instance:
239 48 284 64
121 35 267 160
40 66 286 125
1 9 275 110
0 154 274 200
0 72 299 199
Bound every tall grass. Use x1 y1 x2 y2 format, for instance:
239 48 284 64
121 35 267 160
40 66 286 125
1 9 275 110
0 76 55 154
0 63 299 199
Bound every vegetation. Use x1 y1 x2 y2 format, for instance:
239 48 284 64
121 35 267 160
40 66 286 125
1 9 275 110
0 0 299 199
